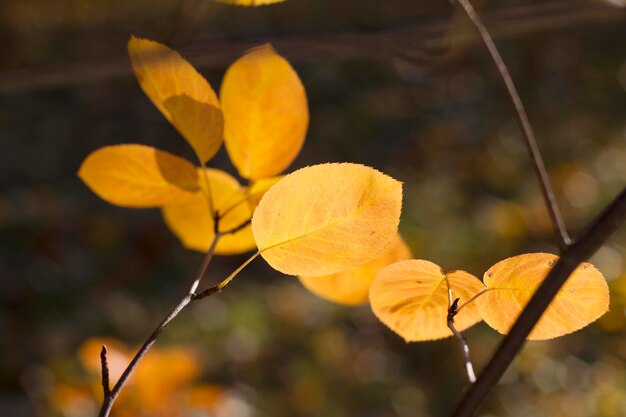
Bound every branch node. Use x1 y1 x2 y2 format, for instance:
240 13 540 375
191 285 222 301
213 210 220 235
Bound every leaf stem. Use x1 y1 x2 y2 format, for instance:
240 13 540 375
98 231 221 417
449 0 571 249
455 288 494 314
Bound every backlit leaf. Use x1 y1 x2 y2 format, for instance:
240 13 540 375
252 163 402 276
78 144 199 208
299 234 411 306
369 259 484 342
220 44 308 179
247 176 283 209
477 253 609 340
162 168 256 255
129 36 223 162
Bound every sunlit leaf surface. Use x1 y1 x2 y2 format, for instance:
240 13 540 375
478 253 610 340
252 163 402 276
78 144 199 208
221 44 308 179
129 36 223 162
369 259 484 341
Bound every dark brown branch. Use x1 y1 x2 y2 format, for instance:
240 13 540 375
449 186 626 417
98 232 221 417
0 0 623 94
451 0 571 248
447 298 477 383
99 345 110 398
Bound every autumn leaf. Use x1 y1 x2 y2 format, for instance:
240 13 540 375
221 44 308 180
247 176 283 209
477 253 609 340
128 36 223 162
78 144 199 208
162 168 256 255
369 259 485 342
299 234 412 306
251 163 402 276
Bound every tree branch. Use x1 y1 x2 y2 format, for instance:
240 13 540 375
450 0 571 248
449 186 626 417
99 345 110 398
98 232 221 417
447 297 477 383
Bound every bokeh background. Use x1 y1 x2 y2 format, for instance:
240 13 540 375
1 0 626 416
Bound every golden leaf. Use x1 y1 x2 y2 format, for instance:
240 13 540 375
299 234 411 305
78 144 199 208
220 44 308 179
252 163 402 276
128 36 223 162
162 168 256 255
478 253 609 340
369 259 485 342
247 176 283 209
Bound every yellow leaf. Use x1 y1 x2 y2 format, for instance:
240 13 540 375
78 144 199 208
220 44 308 179
128 36 223 162
252 163 402 276
216 0 286 6
369 259 485 342
247 176 283 209
162 168 256 255
299 234 411 306
477 253 609 340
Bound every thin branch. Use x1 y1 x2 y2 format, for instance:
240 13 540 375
189 232 221 294
99 232 221 417
99 345 110 398
445 278 477 383
449 186 626 417
447 298 477 383
450 0 571 249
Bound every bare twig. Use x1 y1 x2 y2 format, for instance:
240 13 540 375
449 186 626 417
97 210 262 417
99 232 221 417
99 345 110 398
450 0 571 248
445 279 477 383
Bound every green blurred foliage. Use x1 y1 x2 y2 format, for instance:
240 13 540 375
0 0 625 416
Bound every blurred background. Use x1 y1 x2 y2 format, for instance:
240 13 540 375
1 0 625 416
